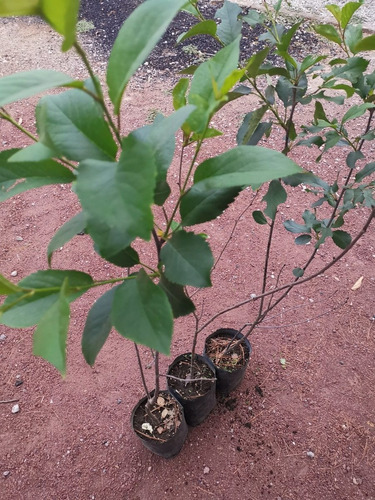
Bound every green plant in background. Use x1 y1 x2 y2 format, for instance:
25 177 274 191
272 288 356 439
179 0 374 348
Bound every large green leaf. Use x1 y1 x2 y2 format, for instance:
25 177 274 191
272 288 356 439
177 20 217 43
191 146 303 191
32 279 70 376
160 230 213 288
107 0 187 114
36 82 117 162
340 2 363 30
215 0 242 46
0 270 93 327
354 34 375 53
314 24 342 45
180 185 240 226
82 287 118 365
0 152 75 201
158 274 195 318
112 269 173 354
41 0 79 51
47 212 87 265
0 70 75 107
76 135 156 257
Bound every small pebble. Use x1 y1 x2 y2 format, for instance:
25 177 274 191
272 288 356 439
3 471 10 478
148 466 152 472
0 334 6 341
203 466 210 474
15 236 23 241
353 477 363 485
11 404 20 414
10 271 18 277
306 451 315 459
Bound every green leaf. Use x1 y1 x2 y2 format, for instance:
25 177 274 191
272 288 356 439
295 234 312 245
345 24 363 54
82 287 118 366
242 9 265 27
32 279 70 376
160 230 213 288
94 244 140 268
215 0 242 45
252 210 268 225
0 0 39 16
300 55 327 74
346 151 364 169
112 269 173 354
0 70 75 107
159 274 195 318
314 24 342 45
180 185 240 226
245 47 271 79
354 34 375 53
355 161 375 182
0 274 21 295
342 103 375 124
276 74 307 107
76 135 156 257
47 212 87 266
262 180 287 220
36 81 117 162
177 20 217 43
189 37 240 113
9 142 56 163
0 153 75 201
173 78 189 110
341 2 363 30
325 4 342 25
293 267 304 277
237 106 268 145
131 106 195 205
41 0 79 51
191 146 303 191
284 220 309 234
0 270 93 328
332 230 352 249
107 0 187 114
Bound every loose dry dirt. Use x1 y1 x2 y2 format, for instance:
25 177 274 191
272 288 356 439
1 5 375 500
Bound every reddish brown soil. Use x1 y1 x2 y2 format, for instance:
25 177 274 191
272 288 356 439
1 17 375 500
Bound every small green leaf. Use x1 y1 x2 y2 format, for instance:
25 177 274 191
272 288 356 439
107 0 187 114
0 274 21 295
94 244 140 268
242 9 265 27
252 210 268 225
237 106 268 145
293 267 304 277
355 161 375 182
82 287 118 365
341 2 363 30
325 4 342 24
245 47 271 79
173 78 189 110
0 70 76 107
215 0 242 46
160 230 214 288
177 20 217 43
9 142 56 163
346 151 364 169
159 274 195 318
112 269 173 354
48 212 87 266
345 24 363 54
284 220 309 234
32 279 70 376
332 230 352 249
262 180 287 220
342 103 375 124
295 234 312 245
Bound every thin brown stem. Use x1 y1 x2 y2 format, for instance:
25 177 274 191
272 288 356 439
134 344 151 401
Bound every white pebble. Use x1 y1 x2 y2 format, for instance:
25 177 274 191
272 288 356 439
11 404 20 414
10 271 18 277
15 236 23 241
306 451 315 458
203 466 210 474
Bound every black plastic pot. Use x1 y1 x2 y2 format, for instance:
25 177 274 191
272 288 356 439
203 328 252 396
167 353 216 427
131 390 188 458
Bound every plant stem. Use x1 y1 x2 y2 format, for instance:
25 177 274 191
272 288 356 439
148 352 160 407
134 343 151 401
0 108 38 141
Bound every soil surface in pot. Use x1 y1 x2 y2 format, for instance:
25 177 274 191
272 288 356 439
133 393 182 442
168 355 215 399
206 335 250 372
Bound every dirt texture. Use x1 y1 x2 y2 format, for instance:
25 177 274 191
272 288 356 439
1 3 375 500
